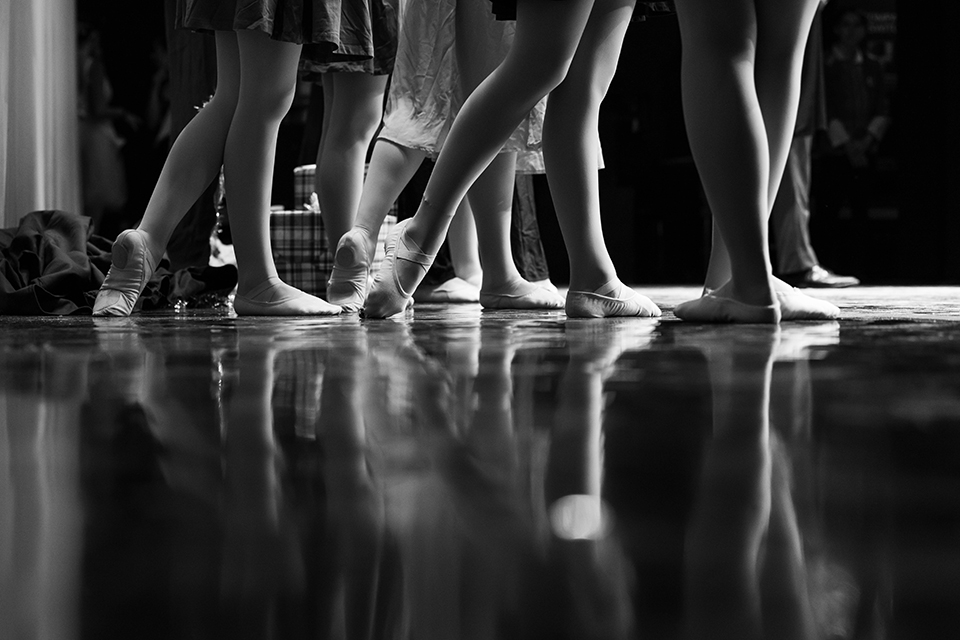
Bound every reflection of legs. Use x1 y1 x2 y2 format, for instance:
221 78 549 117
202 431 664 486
220 348 298 632
327 140 426 310
319 338 384 640
759 433 817 640
363 0 594 317
316 72 389 248
226 31 340 314
684 329 778 640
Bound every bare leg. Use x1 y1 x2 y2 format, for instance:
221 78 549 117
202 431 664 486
698 0 820 292
452 0 561 308
543 0 660 317
137 31 241 258
92 33 241 316
674 0 776 312
543 0 630 293
469 154 564 308
226 30 339 314
447 199 483 287
316 72 389 248
326 139 426 310
363 0 594 317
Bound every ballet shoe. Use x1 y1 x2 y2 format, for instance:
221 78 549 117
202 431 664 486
532 279 561 296
327 229 372 312
363 219 436 319
233 277 341 316
414 277 480 303
776 287 841 321
93 229 161 317
565 281 662 318
674 291 781 324
479 283 564 310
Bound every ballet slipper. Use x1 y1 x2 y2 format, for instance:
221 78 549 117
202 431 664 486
565 280 662 318
772 278 841 321
414 277 480 303
776 288 840 321
532 278 561 296
363 219 437 318
327 229 372 312
706 281 841 321
233 276 341 316
93 229 162 317
479 282 564 310
674 291 781 324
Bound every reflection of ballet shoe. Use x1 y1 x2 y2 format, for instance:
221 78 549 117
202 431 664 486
776 287 841 321
414 277 480 303
480 283 564 310
674 292 781 324
93 229 161 316
565 317 657 373
363 220 436 319
565 281 661 318
327 229 371 313
233 276 341 316
775 321 840 361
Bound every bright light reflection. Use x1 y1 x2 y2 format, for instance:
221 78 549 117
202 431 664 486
548 494 612 541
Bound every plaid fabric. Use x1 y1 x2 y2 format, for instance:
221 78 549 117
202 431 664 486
269 209 396 297
275 260 329 297
293 164 400 218
270 209 331 263
293 164 316 209
277 164 399 297
271 349 324 440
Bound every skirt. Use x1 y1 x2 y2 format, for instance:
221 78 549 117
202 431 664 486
490 0 675 22
177 0 387 66
300 0 397 75
378 0 547 173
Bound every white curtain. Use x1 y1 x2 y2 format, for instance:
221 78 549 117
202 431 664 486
1 0 81 229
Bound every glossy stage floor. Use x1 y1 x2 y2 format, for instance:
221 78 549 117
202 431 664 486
2 285 959 639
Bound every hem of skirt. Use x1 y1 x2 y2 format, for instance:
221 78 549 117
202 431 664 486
178 20 371 61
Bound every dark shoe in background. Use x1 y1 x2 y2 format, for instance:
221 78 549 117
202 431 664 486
780 265 861 288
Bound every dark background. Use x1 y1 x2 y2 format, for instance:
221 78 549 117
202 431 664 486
76 0 959 285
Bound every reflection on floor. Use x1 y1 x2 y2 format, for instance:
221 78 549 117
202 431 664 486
1 286 959 639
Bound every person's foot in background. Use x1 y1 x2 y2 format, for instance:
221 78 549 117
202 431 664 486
780 264 860 288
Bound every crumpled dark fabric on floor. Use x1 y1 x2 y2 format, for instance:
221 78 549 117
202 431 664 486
1 210 237 315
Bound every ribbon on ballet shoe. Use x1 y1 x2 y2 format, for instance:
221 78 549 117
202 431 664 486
364 220 436 318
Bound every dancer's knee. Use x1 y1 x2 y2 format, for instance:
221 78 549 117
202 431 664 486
242 81 298 123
